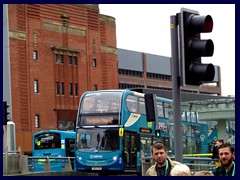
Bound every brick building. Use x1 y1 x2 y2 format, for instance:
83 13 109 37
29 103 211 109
8 4 221 153
8 4 118 152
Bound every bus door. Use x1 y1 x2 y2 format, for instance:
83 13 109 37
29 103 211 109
65 138 75 169
123 131 137 171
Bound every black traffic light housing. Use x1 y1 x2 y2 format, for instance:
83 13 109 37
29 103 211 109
144 93 158 122
3 101 10 125
179 8 215 86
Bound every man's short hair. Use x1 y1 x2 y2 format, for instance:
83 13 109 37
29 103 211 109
151 142 167 154
170 164 191 176
217 139 224 143
218 142 234 153
194 171 214 176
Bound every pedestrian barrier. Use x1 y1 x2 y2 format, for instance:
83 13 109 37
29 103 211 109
141 157 154 176
3 146 22 175
3 146 219 176
43 157 51 171
19 155 29 174
140 155 218 176
65 157 73 171
3 146 74 175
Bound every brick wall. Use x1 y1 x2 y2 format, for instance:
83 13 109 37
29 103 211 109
8 4 118 153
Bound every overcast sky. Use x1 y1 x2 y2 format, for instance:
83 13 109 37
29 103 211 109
99 4 235 97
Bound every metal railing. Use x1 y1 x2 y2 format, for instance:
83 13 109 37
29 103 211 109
4 147 219 176
3 146 22 175
3 146 74 175
141 155 219 176
28 156 75 172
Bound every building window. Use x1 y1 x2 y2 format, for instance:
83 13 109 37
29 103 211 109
69 83 73 96
147 72 171 81
119 83 144 89
55 54 64 64
59 54 64 64
33 51 38 60
93 58 97 67
58 121 75 131
94 85 97 91
147 86 172 91
73 56 77 65
118 68 143 77
68 56 72 65
56 82 65 95
56 82 60 95
55 54 59 63
35 114 39 128
34 80 39 93
61 82 65 95
74 83 78 96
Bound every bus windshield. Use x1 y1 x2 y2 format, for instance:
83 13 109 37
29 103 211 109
34 133 61 150
77 127 119 152
80 91 122 114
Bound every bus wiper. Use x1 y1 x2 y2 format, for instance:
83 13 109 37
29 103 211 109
96 125 119 128
80 125 95 128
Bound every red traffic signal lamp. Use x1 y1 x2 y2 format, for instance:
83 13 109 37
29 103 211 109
179 8 215 86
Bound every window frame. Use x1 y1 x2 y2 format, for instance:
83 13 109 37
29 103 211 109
34 80 39 93
61 82 65 95
68 56 72 65
73 56 77 65
35 114 39 128
93 58 97 67
33 50 38 60
56 82 60 95
69 83 73 96
74 83 78 96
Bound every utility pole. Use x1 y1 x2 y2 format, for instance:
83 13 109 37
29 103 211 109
170 14 183 163
3 4 16 152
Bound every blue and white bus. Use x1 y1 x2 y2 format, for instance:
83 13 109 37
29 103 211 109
32 130 76 172
75 89 172 175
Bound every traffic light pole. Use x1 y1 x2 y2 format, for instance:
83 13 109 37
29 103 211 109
3 4 16 152
170 15 183 163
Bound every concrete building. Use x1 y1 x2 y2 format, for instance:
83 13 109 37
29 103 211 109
118 48 221 95
7 4 221 153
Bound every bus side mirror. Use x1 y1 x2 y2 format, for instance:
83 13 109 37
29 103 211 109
144 94 158 122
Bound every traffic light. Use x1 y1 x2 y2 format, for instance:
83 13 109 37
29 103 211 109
179 8 215 86
3 101 10 125
144 93 158 122
155 129 161 137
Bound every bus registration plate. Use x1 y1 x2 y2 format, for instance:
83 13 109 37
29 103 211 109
38 159 45 165
92 167 102 170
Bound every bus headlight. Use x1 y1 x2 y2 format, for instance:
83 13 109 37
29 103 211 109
112 156 118 161
78 156 82 161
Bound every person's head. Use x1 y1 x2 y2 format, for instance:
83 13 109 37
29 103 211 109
170 164 191 176
211 140 216 144
216 139 224 147
151 142 168 166
218 143 235 167
194 171 214 176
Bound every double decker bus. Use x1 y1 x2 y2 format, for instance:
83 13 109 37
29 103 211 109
32 130 76 172
75 89 172 175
